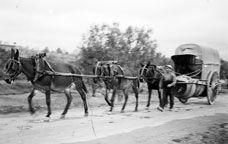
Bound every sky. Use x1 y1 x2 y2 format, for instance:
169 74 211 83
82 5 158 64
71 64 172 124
0 0 228 60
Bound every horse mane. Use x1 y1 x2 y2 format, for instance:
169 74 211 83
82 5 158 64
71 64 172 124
30 56 55 72
19 57 36 81
95 61 125 76
105 63 128 77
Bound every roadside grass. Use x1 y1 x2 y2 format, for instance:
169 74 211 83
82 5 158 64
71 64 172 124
0 80 32 95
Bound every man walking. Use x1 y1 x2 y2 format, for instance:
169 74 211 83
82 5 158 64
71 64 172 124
157 65 176 111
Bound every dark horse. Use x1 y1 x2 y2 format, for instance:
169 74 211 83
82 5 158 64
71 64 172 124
94 61 139 112
139 61 163 109
3 49 88 118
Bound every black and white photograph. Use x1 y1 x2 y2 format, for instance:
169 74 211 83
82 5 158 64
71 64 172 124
0 0 228 144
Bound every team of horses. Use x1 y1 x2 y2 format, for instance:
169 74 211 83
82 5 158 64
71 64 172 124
3 49 166 118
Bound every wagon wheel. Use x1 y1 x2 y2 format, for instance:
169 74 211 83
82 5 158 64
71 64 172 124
178 98 188 104
207 72 219 105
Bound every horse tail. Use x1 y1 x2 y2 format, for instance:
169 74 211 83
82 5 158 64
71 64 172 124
69 65 88 94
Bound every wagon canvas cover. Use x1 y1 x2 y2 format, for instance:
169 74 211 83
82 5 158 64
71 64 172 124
172 43 220 65
171 43 220 80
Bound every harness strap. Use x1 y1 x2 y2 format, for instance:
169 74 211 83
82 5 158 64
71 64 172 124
44 59 55 72
175 68 202 78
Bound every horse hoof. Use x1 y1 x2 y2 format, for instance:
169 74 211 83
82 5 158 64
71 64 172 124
169 108 173 112
120 110 124 113
145 107 149 110
134 109 138 112
157 106 164 112
109 108 113 112
84 113 89 117
30 110 36 115
44 117 50 122
106 111 112 115
60 115 65 119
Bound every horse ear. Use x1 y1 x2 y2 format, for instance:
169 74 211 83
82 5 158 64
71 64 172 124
146 61 151 66
11 49 15 59
14 49 19 60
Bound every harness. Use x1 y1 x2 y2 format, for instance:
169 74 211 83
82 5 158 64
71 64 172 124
140 65 163 83
5 58 22 81
6 55 55 82
94 61 126 89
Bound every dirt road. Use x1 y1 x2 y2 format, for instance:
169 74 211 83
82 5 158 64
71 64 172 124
0 93 228 144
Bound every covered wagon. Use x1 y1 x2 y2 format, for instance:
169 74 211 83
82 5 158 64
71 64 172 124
171 43 220 104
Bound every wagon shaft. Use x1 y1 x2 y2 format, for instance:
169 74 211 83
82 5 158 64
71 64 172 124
45 70 138 80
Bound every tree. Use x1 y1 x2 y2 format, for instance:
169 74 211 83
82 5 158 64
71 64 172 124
220 59 228 79
77 23 168 74
43 47 50 53
0 45 11 79
56 48 63 54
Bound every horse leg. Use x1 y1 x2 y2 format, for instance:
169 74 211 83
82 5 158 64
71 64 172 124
146 88 152 108
45 89 52 117
121 89 129 113
91 82 96 97
61 88 73 119
133 86 139 112
104 89 111 106
27 88 36 114
76 88 88 116
157 89 163 107
109 89 116 112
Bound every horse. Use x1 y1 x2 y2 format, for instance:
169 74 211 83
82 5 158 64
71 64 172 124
94 61 140 112
3 49 89 119
139 61 164 109
91 67 103 97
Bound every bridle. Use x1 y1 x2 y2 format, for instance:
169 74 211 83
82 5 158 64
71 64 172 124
5 58 22 81
95 63 106 78
140 64 162 82
95 62 119 83
140 65 148 78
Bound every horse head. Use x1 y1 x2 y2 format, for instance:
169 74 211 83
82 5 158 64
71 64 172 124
94 62 110 83
3 49 22 84
139 61 158 83
94 61 123 80
93 62 104 83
